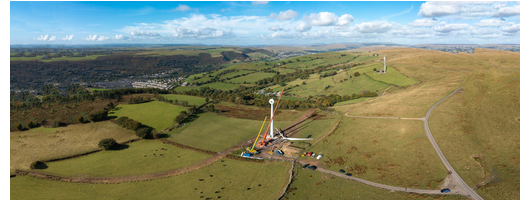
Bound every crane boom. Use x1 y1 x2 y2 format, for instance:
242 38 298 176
259 87 285 145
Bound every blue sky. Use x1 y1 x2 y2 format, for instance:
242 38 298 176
10 1 520 45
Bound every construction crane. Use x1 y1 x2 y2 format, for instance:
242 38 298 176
257 87 285 147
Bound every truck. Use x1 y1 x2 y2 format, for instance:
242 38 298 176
276 150 284 156
241 152 252 158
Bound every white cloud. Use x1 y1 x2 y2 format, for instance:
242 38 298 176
474 18 506 27
336 14 354 26
306 12 338 26
82 35 110 41
221 8 231 12
174 4 191 11
252 1 269 5
34 35 56 41
501 22 520 33
433 22 469 33
418 2 460 17
269 25 290 32
130 30 161 37
174 27 234 39
59 35 74 41
269 9 298 20
408 18 438 27
295 22 312 32
354 21 393 33
494 5 520 17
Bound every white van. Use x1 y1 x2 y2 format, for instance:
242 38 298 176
316 155 323 160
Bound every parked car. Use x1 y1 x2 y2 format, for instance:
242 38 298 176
302 164 310 169
311 153 316 158
339 169 346 173
306 135 312 138
308 166 317 170
316 155 323 160
441 188 450 193
345 173 352 176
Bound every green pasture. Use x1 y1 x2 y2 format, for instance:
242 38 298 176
11 159 291 200
159 94 206 106
333 97 375 106
41 140 211 177
167 113 292 152
228 72 276 84
365 66 419 87
109 101 186 131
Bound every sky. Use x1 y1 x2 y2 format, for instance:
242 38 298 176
10 1 521 45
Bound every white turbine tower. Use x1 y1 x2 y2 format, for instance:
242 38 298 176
384 54 387 73
269 99 275 139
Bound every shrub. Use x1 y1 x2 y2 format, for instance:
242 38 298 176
15 123 23 131
98 138 118 150
125 119 141 130
77 115 85 123
51 121 61 128
116 116 129 126
88 110 108 122
373 68 377 71
26 121 35 129
354 72 361 77
30 161 47 170
136 127 153 139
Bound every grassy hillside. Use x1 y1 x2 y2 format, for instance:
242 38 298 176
282 164 467 200
11 159 291 200
228 72 276 84
365 66 419 87
307 118 447 189
41 140 211 177
10 121 137 172
109 101 186 131
429 67 519 200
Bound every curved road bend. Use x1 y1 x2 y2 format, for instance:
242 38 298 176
424 87 483 200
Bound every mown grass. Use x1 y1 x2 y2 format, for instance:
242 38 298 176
10 121 137 172
109 101 186 131
159 94 206 106
309 118 448 189
41 140 211 177
228 72 276 84
365 66 419 87
282 164 467 200
11 159 291 200
333 97 374 106
167 112 293 152
428 67 519 200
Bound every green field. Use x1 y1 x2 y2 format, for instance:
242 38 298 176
282 164 466 200
288 112 340 151
228 72 276 84
41 140 211 177
365 66 419 87
167 112 292 152
202 82 242 90
159 94 207 106
173 86 201 92
333 97 374 106
219 70 253 80
109 101 186 131
308 118 447 189
136 49 208 57
11 159 291 200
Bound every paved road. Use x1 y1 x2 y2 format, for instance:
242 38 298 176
423 87 483 200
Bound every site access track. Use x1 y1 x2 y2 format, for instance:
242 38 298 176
344 86 483 200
